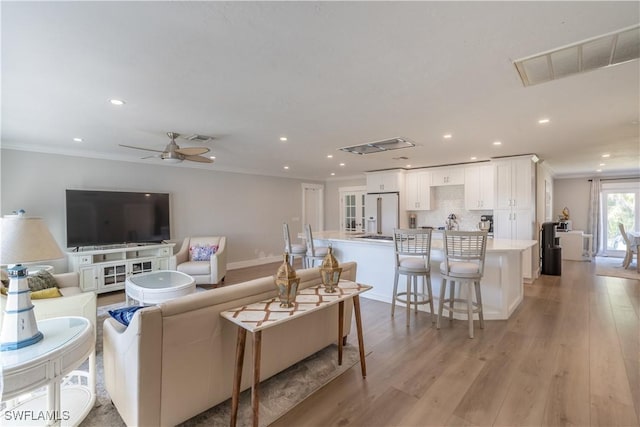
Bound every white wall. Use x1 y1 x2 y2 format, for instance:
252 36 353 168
1 149 322 271
553 177 591 231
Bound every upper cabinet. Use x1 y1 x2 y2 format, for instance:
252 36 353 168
464 164 494 210
494 157 534 211
405 171 432 210
430 167 464 186
366 170 404 193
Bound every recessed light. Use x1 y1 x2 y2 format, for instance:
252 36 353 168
538 118 550 124
327 154 333 159
492 141 502 146
596 169 602 173
443 134 452 139
602 153 611 158
73 137 83 142
109 99 125 106
599 163 605 166
339 163 345 167
210 156 216 160
406 165 412 168
330 172 336 176
283 166 289 170
470 156 477 160
280 137 288 142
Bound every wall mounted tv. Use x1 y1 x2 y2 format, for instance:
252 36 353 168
65 189 171 248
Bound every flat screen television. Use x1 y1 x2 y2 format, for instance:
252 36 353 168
65 189 171 248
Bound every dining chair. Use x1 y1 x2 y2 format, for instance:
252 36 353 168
437 230 488 339
303 224 328 268
282 223 306 268
618 223 638 270
392 228 435 326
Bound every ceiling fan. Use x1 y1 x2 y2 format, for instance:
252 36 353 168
120 132 213 164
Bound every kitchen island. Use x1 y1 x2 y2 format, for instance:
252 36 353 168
305 231 538 320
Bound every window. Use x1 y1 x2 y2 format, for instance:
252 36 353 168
339 186 366 232
602 181 639 255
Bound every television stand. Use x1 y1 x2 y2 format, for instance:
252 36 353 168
67 243 176 294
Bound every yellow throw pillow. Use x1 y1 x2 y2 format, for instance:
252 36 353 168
30 287 62 299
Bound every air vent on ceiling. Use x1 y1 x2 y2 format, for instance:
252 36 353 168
514 24 639 87
184 134 214 142
339 137 415 155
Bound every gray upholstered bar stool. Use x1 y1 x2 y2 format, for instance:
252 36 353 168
437 230 488 338
303 224 329 268
392 228 435 326
282 223 306 267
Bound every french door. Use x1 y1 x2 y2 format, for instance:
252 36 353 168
602 181 639 256
339 186 366 232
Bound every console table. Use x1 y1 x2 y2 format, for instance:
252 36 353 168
0 317 95 426
221 280 371 427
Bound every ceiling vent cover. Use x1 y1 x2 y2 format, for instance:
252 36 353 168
339 137 415 155
514 24 639 86
184 134 214 142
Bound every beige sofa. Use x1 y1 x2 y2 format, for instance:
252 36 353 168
0 272 97 331
174 236 227 285
103 261 357 427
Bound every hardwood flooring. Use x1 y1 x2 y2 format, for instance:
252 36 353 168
271 260 640 427
96 259 639 426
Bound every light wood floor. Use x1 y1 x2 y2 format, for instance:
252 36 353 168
97 259 639 426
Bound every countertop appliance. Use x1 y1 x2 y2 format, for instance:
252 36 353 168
365 192 399 236
480 214 493 233
557 220 572 232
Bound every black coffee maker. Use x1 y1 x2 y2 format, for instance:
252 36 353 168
480 215 493 233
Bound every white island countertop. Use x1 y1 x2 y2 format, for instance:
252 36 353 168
306 230 537 253
302 230 539 320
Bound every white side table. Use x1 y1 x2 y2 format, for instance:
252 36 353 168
0 316 95 426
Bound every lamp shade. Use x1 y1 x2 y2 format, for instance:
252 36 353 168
0 216 64 265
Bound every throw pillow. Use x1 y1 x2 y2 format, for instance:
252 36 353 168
0 269 8 287
189 244 218 262
30 287 62 299
27 270 58 292
109 306 145 327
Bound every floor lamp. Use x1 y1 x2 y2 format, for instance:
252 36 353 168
0 212 63 351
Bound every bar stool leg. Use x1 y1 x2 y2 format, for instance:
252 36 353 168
405 275 411 327
449 280 455 321
474 281 484 329
413 276 419 313
426 275 435 323
391 271 399 318
467 282 474 339
437 278 447 329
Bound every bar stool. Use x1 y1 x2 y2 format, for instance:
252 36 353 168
282 223 306 267
392 228 435 326
303 224 328 268
437 230 488 338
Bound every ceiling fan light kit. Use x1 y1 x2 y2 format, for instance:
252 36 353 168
120 132 214 164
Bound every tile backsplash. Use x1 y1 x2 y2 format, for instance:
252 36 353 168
410 185 492 230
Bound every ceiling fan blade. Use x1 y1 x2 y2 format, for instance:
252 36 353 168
176 147 209 156
183 155 214 163
119 144 165 153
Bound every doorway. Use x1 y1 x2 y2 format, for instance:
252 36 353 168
602 181 639 256
339 186 366 232
302 183 324 232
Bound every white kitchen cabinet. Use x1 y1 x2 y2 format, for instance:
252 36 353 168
464 164 494 210
67 243 174 293
405 171 432 210
366 170 404 193
430 167 464 186
493 156 536 241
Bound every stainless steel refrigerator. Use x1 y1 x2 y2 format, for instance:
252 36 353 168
365 192 400 236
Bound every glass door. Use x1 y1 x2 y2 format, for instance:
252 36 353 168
339 187 366 232
602 182 639 256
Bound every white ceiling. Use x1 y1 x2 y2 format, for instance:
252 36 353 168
2 1 639 181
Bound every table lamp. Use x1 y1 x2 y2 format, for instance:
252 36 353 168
0 211 63 351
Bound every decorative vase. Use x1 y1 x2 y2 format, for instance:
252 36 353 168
274 253 300 308
320 245 342 293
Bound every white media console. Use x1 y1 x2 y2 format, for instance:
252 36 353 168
67 243 176 294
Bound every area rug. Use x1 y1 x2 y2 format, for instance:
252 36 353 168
80 305 363 427
595 256 640 280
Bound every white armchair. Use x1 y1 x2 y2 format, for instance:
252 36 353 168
0 272 97 332
175 236 227 285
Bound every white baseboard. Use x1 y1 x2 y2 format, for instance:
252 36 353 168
227 256 283 270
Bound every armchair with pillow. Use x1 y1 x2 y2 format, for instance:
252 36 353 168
175 236 227 285
0 270 97 331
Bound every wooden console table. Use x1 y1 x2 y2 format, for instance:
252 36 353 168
221 280 371 427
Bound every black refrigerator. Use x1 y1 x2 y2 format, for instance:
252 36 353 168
541 222 562 276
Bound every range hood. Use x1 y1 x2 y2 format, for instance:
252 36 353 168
339 137 415 155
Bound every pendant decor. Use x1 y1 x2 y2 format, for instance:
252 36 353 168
320 245 342 293
274 253 300 308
